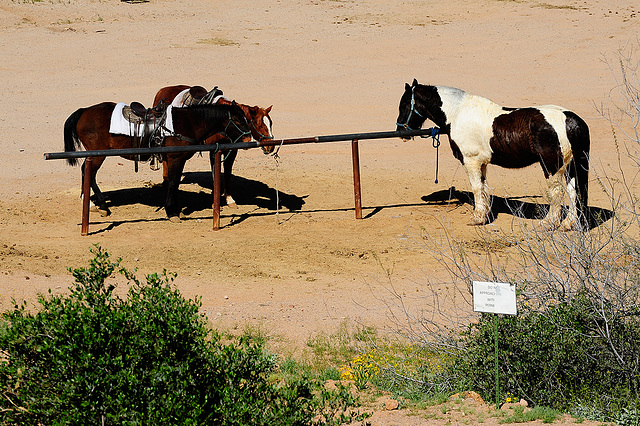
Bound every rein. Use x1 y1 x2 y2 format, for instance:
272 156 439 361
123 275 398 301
160 111 250 147
420 127 441 184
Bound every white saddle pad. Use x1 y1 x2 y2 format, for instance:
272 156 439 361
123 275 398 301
109 103 174 136
170 88 191 107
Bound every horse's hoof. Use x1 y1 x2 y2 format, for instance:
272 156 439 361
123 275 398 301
224 195 238 209
98 208 110 217
560 218 582 232
168 215 181 223
467 216 488 226
537 221 559 232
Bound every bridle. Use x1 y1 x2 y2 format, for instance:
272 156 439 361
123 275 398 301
395 86 443 184
396 85 425 131
251 113 274 154
224 112 252 145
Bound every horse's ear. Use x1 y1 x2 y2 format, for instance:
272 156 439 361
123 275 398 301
412 78 419 87
266 105 272 113
405 83 411 91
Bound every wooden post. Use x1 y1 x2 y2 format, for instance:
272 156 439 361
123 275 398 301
81 157 92 236
212 150 222 230
351 139 362 220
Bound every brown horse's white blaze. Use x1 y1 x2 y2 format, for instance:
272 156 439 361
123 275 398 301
396 79 590 230
153 85 274 209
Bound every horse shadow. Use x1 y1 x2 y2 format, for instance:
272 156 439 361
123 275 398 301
421 186 613 230
180 171 306 213
94 172 306 218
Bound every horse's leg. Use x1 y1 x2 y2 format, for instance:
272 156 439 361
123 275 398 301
540 171 564 231
81 156 110 216
222 149 238 208
208 150 239 208
165 154 188 222
560 172 580 231
464 160 491 225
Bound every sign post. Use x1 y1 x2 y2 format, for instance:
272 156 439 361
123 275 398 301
472 281 517 408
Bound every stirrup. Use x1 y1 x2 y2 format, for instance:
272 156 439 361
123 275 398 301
149 155 160 171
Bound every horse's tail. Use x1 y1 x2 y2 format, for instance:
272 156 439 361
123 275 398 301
566 111 590 228
63 108 85 166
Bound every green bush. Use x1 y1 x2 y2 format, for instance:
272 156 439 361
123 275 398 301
448 294 640 419
0 245 360 425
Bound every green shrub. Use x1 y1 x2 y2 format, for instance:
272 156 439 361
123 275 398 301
0 245 361 425
449 294 640 420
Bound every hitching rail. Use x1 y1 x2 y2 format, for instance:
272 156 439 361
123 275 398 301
44 128 439 235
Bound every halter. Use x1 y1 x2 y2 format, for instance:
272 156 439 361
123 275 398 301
251 117 274 154
396 86 425 131
396 87 441 183
224 111 252 145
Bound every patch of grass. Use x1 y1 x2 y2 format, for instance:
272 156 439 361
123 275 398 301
306 319 358 371
499 405 560 423
535 2 580 10
197 37 239 46
492 0 580 9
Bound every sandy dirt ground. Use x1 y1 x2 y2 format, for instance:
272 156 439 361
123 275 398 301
0 0 638 423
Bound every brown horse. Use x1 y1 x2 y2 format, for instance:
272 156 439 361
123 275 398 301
153 85 274 207
64 101 252 220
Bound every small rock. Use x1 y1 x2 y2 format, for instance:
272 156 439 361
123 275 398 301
385 398 399 410
450 391 485 404
501 401 531 412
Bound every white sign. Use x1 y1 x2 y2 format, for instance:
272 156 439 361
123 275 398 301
473 281 517 315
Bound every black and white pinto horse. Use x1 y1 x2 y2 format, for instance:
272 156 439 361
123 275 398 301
396 79 590 231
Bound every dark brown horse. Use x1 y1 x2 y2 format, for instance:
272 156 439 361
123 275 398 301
64 101 252 220
153 85 274 207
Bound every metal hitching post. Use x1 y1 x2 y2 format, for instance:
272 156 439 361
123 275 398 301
351 139 362 220
81 157 92 236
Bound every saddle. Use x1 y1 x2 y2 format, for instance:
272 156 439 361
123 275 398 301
123 100 167 123
119 101 169 172
183 86 224 106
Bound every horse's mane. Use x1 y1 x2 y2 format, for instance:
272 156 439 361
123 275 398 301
183 103 237 121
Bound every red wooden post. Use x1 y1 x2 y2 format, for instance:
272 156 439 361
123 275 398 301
81 157 92 236
351 139 362 220
212 150 222 230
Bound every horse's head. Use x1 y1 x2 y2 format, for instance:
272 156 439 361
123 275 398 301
225 101 253 144
396 79 428 140
247 105 275 154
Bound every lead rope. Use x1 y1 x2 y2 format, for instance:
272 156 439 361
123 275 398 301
420 127 441 183
272 139 285 222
